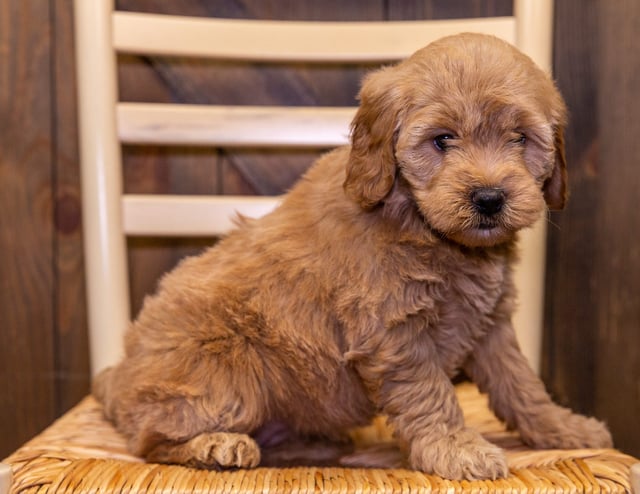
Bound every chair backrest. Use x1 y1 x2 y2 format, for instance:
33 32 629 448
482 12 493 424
74 0 555 376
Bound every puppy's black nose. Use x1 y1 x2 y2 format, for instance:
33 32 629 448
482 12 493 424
471 187 505 216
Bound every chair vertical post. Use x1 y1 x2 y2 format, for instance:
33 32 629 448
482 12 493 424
74 0 130 375
511 0 554 374
514 0 554 72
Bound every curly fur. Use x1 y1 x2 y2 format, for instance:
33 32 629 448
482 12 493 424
94 33 611 480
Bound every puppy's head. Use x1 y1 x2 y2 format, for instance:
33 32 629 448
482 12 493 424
344 33 567 247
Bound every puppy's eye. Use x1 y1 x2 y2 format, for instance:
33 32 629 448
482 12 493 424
433 134 456 151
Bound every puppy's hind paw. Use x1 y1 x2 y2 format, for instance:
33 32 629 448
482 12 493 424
147 432 261 469
520 409 613 450
190 432 261 469
410 427 508 480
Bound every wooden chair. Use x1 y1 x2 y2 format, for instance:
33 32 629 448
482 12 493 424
2 1 638 492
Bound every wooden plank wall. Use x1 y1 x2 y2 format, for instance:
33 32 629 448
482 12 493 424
1 0 639 460
543 0 640 457
0 0 57 454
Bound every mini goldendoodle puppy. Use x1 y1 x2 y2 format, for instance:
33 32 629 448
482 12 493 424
94 33 613 480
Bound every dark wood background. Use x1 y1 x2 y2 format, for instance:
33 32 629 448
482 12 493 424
2 0 639 459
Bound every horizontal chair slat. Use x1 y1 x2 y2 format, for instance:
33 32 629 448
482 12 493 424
113 12 516 62
122 195 280 236
117 103 355 147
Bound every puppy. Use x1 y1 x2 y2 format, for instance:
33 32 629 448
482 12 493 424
94 33 612 480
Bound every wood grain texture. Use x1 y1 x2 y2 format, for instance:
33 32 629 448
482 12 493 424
52 0 91 417
0 0 56 457
592 0 640 457
542 0 600 413
387 0 511 20
544 0 640 457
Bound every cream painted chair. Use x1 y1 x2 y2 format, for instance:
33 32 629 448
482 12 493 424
2 1 638 493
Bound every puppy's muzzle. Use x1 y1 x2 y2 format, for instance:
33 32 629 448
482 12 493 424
471 187 505 217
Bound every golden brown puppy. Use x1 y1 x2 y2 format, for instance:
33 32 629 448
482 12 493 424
94 33 612 480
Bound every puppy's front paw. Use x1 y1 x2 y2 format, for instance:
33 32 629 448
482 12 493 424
520 407 613 450
410 427 508 480
188 432 261 469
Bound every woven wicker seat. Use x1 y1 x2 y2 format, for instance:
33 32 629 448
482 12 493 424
5 383 638 493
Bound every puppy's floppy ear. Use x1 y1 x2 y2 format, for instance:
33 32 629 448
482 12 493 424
344 67 403 209
543 127 568 210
